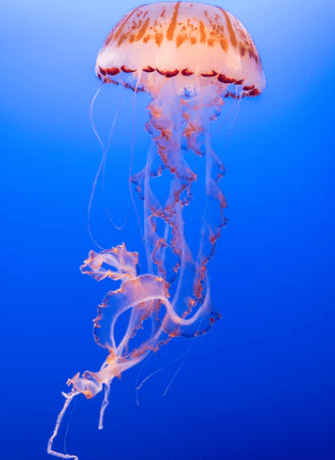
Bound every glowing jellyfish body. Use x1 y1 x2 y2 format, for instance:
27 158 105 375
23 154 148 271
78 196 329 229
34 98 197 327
48 3 265 459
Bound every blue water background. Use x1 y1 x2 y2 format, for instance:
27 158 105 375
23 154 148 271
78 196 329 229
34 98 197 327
2 1 335 459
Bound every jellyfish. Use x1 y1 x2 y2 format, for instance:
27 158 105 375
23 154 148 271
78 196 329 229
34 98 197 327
48 3 265 459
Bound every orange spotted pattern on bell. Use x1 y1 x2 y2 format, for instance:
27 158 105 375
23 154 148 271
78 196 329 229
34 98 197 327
96 2 265 97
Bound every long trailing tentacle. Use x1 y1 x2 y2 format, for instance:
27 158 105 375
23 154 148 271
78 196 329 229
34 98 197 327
88 82 127 250
47 391 79 460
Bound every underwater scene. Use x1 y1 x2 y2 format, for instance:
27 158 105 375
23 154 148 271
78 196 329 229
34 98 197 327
2 1 335 459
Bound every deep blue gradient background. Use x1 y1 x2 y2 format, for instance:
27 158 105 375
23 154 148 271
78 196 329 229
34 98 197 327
2 1 335 459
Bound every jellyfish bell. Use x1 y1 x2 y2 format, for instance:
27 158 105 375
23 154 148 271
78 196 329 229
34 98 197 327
48 3 265 459
96 1 266 97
